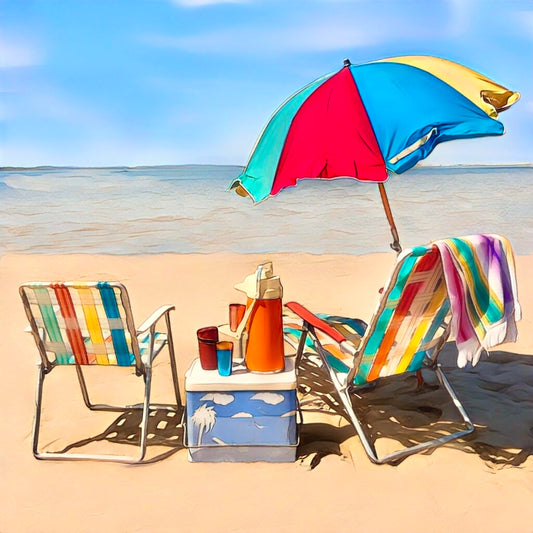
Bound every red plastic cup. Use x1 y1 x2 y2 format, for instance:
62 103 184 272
229 303 246 332
197 327 219 370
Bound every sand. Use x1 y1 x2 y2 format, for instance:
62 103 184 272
1 252 532 533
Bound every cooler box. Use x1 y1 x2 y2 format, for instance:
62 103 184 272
185 357 298 462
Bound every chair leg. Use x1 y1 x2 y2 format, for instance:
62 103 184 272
34 364 163 463
32 365 46 459
75 364 141 412
434 364 474 430
305 326 475 465
309 342 385 463
76 364 99 410
34 313 181 462
295 324 309 368
337 365 475 465
136 367 152 463
165 313 182 409
75 350 181 413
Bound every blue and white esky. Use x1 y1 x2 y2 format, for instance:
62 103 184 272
1 0 532 167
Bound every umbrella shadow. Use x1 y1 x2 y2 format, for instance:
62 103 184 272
295 343 533 468
56 406 185 463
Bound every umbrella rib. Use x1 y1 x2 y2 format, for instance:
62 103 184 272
389 128 438 165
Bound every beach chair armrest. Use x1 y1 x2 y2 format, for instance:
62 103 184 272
25 325 47 342
285 301 346 344
137 305 175 333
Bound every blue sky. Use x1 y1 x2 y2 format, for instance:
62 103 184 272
1 0 532 167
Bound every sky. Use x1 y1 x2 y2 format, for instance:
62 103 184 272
1 0 532 167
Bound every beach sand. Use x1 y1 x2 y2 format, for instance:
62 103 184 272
1 252 532 533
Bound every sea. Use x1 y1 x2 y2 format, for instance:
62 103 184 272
1 165 531 256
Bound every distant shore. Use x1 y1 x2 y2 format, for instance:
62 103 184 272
2 163 532 171
0 163 245 171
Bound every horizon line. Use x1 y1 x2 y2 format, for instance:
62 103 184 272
1 162 532 171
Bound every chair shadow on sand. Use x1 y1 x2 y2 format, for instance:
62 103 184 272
296 343 533 469
52 344 533 468
56 406 186 464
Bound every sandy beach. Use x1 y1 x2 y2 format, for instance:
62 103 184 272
3 0 531 531
1 251 532 533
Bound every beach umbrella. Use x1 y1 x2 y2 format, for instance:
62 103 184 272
230 56 519 252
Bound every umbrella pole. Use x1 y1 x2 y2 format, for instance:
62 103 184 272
378 183 402 253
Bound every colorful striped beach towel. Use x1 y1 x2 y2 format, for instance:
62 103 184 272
433 234 521 367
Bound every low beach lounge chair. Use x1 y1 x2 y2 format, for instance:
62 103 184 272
20 281 182 463
285 244 471 464
284 235 520 464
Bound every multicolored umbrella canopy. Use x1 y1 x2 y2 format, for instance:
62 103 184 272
231 56 519 251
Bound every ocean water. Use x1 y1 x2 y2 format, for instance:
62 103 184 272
1 165 531 255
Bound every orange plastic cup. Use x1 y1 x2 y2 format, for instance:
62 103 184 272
229 303 246 332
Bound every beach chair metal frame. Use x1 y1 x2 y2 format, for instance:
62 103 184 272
285 245 475 464
20 281 182 463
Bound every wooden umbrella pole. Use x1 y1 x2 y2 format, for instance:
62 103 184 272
378 183 402 253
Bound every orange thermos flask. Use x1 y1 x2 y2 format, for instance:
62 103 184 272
235 262 285 373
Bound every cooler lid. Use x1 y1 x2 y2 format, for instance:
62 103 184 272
185 356 296 391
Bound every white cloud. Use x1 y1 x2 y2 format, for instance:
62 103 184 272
231 411 253 418
251 392 285 405
200 392 235 405
0 36 43 68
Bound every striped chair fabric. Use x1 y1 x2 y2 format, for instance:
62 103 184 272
353 244 450 384
284 244 450 385
20 282 165 368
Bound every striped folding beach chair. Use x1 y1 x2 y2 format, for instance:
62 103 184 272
284 244 476 464
20 281 182 463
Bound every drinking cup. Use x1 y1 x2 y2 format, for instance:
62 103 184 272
197 327 219 370
229 303 246 332
216 341 233 377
